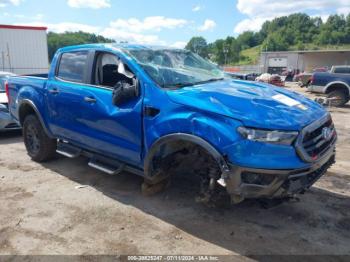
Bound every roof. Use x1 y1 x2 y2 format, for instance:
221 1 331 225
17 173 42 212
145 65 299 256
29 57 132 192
0 24 47 31
59 43 181 52
261 49 350 54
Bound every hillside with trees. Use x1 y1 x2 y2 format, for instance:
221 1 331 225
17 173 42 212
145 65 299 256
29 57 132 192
46 13 350 65
185 13 350 65
47 31 115 60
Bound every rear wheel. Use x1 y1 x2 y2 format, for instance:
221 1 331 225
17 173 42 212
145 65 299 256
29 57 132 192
23 115 57 162
327 90 349 107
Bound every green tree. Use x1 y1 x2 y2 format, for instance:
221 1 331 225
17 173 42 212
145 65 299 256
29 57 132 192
47 31 115 61
184 12 350 65
236 31 259 49
185 36 209 58
261 32 289 51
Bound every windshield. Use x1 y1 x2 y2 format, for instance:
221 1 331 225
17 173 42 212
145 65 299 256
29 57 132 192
128 49 225 88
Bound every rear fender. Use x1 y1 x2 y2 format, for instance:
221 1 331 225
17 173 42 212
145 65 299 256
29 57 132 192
16 85 53 138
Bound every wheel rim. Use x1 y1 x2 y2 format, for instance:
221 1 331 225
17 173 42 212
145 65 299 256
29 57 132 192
26 124 40 154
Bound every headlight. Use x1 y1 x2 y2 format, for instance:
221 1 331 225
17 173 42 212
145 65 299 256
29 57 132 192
237 127 298 145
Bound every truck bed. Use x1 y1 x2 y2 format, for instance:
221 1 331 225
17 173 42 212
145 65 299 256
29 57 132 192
8 74 48 122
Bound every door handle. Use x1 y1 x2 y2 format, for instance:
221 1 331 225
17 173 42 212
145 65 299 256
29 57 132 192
84 97 97 103
49 88 59 94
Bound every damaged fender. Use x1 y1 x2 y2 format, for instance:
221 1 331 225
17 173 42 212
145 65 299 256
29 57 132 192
144 133 230 182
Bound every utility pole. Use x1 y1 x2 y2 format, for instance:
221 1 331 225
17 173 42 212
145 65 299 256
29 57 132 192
6 43 12 73
223 45 229 66
1 51 5 71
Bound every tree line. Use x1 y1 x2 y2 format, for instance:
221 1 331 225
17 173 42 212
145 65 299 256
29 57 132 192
47 13 350 65
185 13 350 65
47 31 115 61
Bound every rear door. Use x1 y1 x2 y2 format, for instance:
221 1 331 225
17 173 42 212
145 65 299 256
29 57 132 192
46 50 92 140
46 50 143 166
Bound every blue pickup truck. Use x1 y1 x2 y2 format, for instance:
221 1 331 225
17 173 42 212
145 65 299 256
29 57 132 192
309 66 350 107
7 44 337 204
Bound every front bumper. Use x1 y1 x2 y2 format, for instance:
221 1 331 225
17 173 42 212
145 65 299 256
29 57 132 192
223 146 336 202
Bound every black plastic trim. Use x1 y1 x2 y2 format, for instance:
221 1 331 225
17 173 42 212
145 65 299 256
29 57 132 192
144 133 229 178
18 99 54 138
295 114 337 163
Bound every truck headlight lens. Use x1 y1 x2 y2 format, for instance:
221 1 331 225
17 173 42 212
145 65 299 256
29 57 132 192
237 127 298 145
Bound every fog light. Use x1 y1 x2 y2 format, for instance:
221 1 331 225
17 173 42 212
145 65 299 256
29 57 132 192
241 172 275 186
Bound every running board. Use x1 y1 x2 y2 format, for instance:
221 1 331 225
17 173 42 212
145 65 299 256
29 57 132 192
56 142 82 158
88 158 124 175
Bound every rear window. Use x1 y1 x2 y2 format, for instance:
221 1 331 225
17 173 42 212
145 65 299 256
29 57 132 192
334 67 350 74
57 51 88 83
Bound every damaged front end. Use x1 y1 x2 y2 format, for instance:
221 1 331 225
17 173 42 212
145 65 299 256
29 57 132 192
220 151 335 204
219 115 337 204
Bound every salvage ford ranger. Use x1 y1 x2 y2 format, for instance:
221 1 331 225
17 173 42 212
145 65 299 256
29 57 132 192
6 44 337 204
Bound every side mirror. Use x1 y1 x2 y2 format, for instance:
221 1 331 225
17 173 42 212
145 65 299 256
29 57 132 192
112 78 140 106
118 62 134 79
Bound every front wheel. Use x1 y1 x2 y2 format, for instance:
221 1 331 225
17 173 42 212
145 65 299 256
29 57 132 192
23 115 57 162
327 90 349 107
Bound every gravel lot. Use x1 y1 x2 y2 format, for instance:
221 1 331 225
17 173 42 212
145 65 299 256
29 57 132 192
1 83 350 257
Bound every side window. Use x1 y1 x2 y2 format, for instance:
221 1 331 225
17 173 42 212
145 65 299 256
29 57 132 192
334 67 350 74
57 51 88 83
93 52 134 88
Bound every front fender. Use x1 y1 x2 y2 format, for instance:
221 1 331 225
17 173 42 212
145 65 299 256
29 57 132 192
143 104 243 174
144 133 231 178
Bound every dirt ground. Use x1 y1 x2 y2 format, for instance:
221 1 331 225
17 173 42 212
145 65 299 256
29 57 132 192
0 83 350 257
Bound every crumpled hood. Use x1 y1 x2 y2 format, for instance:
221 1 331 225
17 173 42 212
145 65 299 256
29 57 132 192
166 79 327 131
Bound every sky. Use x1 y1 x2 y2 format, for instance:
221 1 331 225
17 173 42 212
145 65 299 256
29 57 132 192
0 0 349 48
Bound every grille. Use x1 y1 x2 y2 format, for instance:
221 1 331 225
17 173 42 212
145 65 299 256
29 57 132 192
297 116 336 162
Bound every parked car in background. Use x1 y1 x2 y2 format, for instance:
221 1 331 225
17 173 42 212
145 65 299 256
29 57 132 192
224 72 260 81
328 65 350 74
0 71 16 89
294 68 328 87
309 65 350 107
282 69 299 82
294 72 313 87
7 44 336 204
0 72 21 131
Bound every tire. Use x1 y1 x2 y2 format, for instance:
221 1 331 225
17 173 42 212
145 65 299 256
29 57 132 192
327 90 349 107
23 114 57 162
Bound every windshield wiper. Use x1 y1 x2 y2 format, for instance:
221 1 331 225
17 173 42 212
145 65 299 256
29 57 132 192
193 78 224 85
162 82 195 88
162 78 224 89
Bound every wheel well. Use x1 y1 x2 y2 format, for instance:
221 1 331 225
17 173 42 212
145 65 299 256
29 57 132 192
146 139 222 182
19 103 36 125
326 84 350 97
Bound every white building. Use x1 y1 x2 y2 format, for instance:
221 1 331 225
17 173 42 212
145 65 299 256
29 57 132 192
0 24 49 75
260 50 350 74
